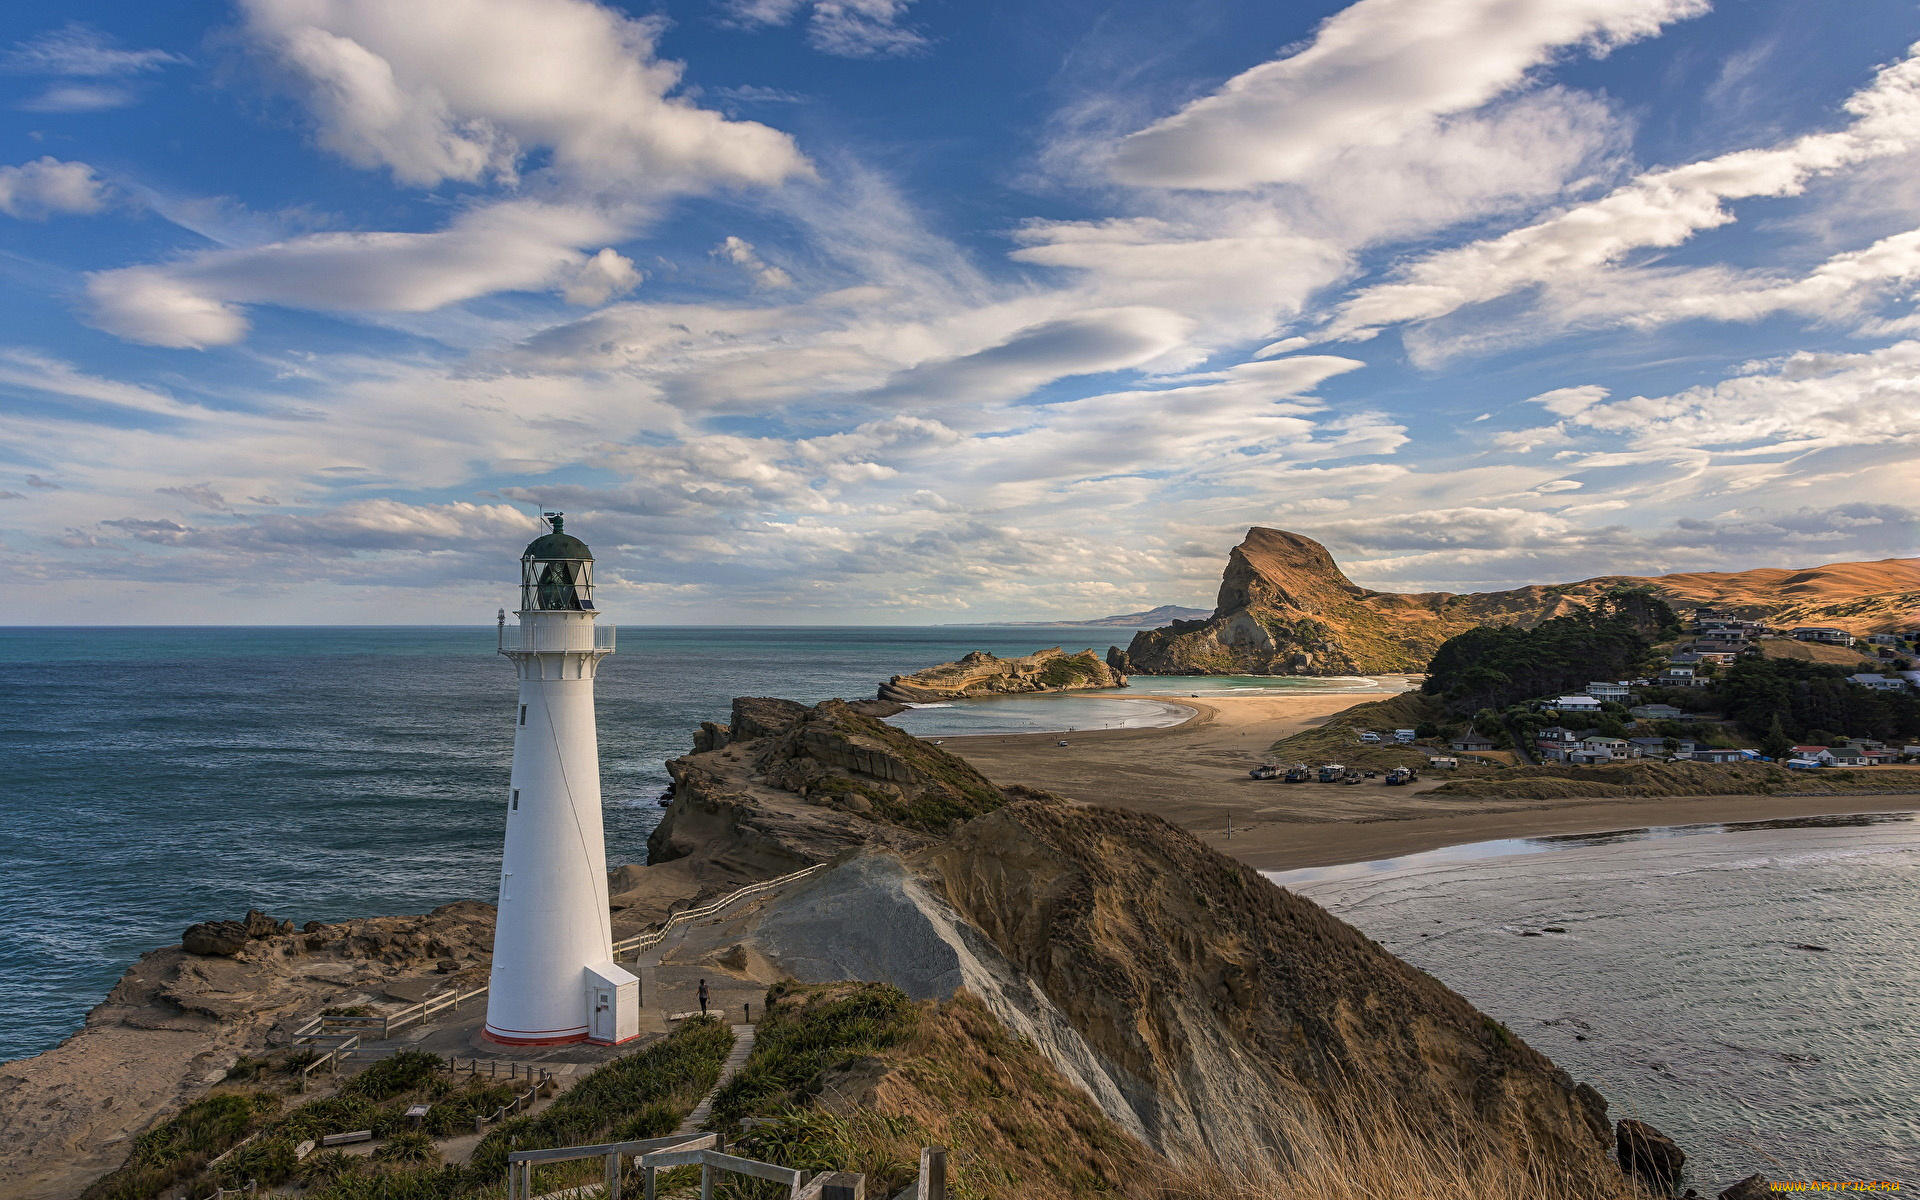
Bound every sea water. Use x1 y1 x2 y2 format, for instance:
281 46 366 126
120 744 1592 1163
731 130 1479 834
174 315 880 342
1268 815 1920 1185
0 624 1170 1061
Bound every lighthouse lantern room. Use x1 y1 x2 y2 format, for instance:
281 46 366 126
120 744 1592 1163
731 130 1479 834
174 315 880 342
484 513 636 1045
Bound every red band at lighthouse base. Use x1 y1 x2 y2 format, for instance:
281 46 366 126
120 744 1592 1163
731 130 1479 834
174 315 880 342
482 1024 590 1046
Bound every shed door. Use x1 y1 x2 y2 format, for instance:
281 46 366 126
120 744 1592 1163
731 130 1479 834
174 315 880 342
591 988 613 1040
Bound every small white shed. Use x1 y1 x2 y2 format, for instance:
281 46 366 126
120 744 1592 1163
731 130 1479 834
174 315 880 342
585 961 641 1046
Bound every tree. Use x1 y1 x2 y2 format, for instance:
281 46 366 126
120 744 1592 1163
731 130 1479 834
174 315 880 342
1760 713 1795 761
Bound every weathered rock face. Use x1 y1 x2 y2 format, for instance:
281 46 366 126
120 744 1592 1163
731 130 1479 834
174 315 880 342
1618 1119 1687 1193
647 697 1030 896
1123 527 1619 675
181 909 297 956
929 802 1619 1182
1124 526 1920 676
879 647 1126 702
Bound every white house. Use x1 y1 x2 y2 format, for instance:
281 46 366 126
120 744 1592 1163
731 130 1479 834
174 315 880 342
1586 681 1632 701
1848 673 1909 692
1554 695 1602 713
1581 736 1629 759
1868 633 1900 646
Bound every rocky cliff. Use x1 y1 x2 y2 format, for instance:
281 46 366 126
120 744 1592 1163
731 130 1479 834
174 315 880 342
1116 526 1920 676
878 646 1126 702
646 696 1042 892
931 803 1617 1177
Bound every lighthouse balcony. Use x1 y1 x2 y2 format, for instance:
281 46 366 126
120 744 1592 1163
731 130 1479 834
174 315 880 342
499 620 617 656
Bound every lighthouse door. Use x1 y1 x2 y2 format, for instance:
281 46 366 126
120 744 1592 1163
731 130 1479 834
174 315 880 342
590 987 613 1042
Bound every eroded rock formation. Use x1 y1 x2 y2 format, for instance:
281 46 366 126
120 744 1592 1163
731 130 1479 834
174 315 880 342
647 697 1034 894
879 647 1126 702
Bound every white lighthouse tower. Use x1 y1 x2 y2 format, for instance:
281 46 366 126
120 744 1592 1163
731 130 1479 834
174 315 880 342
484 514 637 1046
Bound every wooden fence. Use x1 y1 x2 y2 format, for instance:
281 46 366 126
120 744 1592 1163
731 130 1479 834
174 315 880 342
291 984 490 1044
507 1132 869 1200
611 865 823 958
293 1034 359 1092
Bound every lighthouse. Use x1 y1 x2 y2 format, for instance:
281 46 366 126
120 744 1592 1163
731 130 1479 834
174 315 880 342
484 513 637 1046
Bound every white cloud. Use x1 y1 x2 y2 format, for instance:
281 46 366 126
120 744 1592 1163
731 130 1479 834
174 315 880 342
562 248 642 306
865 307 1197 409
3 24 184 76
714 235 793 289
18 83 138 112
239 0 809 191
1568 340 1920 453
0 157 108 219
85 201 624 347
1108 0 1703 190
1527 384 1609 416
721 0 924 58
1317 41 1920 345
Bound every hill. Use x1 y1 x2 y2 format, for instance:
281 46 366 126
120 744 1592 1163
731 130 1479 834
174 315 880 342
1113 527 1920 676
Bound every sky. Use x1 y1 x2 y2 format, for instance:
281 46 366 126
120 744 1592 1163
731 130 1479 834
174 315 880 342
2 0 1919 624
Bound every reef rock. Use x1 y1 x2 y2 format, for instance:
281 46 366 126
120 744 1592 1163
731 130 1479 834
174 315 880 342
879 647 1126 702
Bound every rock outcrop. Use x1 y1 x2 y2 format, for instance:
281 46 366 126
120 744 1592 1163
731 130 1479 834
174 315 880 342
647 697 1034 895
1119 527 1603 676
1121 527 1920 676
879 647 1126 702
0 903 496 1200
1617 1118 1687 1192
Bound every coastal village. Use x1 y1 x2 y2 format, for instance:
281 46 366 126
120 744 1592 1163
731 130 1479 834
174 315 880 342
1418 616 1920 770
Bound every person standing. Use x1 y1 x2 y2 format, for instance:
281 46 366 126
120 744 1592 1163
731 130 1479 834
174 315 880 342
697 978 709 1016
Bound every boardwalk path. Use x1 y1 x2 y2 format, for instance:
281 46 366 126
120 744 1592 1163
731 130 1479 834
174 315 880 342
676 1024 755 1136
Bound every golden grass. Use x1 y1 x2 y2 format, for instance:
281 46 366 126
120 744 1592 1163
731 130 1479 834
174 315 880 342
1146 1091 1638 1200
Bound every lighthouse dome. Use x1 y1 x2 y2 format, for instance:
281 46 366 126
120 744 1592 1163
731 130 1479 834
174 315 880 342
523 513 592 561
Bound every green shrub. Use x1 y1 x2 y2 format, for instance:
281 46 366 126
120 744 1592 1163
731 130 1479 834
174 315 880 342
298 1150 365 1184
374 1131 442 1165
80 1091 278 1200
346 1051 445 1101
706 983 915 1128
468 1019 734 1180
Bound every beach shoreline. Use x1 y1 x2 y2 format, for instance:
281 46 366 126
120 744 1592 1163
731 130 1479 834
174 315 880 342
940 688 1920 872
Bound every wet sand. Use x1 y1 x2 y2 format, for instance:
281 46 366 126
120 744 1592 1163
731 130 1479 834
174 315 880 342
943 691 1920 871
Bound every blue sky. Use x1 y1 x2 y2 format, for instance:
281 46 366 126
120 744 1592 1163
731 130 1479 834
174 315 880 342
2 0 1918 623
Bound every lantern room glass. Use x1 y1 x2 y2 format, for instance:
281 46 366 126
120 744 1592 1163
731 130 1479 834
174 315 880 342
521 556 594 611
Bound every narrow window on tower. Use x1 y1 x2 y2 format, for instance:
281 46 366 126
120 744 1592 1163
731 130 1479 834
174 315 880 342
511 789 519 811
519 704 527 726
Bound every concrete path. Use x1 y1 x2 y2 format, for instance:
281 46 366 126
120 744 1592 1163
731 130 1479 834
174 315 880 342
675 1024 755 1136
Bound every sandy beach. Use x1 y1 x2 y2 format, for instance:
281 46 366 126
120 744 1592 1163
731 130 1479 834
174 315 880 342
942 689 1920 871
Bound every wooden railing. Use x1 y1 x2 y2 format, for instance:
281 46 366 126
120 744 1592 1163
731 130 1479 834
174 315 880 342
612 864 824 958
461 1066 554 1133
288 983 488 1053
293 1034 359 1092
506 1133 868 1200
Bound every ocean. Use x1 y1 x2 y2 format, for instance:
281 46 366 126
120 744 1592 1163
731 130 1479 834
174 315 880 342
1269 815 1920 1186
